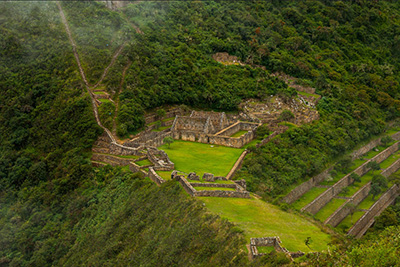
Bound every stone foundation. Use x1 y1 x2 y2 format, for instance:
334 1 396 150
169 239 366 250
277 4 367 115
148 167 166 186
249 237 304 260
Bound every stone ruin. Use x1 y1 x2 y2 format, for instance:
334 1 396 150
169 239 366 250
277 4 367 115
250 237 304 260
171 111 260 148
171 171 250 198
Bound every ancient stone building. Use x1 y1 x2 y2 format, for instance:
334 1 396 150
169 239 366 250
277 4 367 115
171 111 260 148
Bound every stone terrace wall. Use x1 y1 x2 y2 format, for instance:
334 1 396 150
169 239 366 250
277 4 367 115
190 183 237 189
302 142 400 215
208 130 255 148
148 167 166 186
381 158 400 177
348 184 400 238
325 182 371 227
194 190 250 198
351 138 382 160
326 158 400 227
282 166 334 204
226 150 249 180
124 130 171 148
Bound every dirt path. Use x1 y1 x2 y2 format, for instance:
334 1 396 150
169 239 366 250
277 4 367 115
93 43 126 89
112 60 132 135
57 1 116 143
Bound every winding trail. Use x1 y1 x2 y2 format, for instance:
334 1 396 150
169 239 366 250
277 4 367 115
57 1 116 143
93 43 126 89
112 60 132 135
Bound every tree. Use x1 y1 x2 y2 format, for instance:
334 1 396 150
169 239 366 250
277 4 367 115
256 124 270 140
370 183 382 201
163 136 174 148
381 136 393 146
155 120 162 130
350 173 361 183
304 237 312 250
157 109 166 120
278 109 294 122
367 161 380 173
335 155 352 173
345 202 357 224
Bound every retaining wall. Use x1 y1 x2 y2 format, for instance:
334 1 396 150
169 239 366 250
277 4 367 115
348 184 400 238
144 108 184 125
91 153 132 166
282 166 334 204
351 138 382 160
226 150 249 180
325 182 371 227
302 142 400 215
381 158 400 177
148 167 166 186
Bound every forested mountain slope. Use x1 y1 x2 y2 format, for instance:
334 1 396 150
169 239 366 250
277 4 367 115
2 0 400 266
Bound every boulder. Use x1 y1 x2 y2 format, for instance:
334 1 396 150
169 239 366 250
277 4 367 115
203 173 215 182
188 172 200 181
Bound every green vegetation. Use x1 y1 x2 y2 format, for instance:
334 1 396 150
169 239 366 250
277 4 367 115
230 130 248 138
152 125 170 132
194 187 236 192
315 198 346 222
291 187 328 210
202 197 331 252
159 140 243 177
256 246 276 254
156 170 172 181
135 159 153 166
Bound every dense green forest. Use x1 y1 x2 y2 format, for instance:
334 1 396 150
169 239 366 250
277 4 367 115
2 0 400 266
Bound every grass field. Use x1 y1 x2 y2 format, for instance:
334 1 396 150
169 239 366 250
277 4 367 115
99 98 112 103
201 196 331 252
337 211 365 232
188 179 234 184
291 187 328 210
135 159 153 166
159 140 243 177
230 130 248 138
156 171 172 181
194 187 236 191
314 198 346 222
152 126 170 132
256 246 276 254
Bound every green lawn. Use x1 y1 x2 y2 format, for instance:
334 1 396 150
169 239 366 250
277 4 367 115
135 159 153 166
156 171 172 181
291 187 328 210
188 179 234 184
194 187 236 191
337 211 365 232
93 91 106 95
256 246 276 254
202 196 331 252
314 198 346 222
147 117 175 126
99 98 111 103
112 154 141 160
159 140 244 177
380 150 400 169
357 193 383 210
230 130 248 138
297 91 320 99
152 126 170 132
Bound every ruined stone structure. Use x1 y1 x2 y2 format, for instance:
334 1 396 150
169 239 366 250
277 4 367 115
173 172 250 198
171 111 260 148
249 237 304 260
148 167 166 186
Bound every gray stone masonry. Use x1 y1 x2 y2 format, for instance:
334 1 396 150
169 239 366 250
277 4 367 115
203 173 215 182
148 167 166 186
250 237 304 260
187 172 200 180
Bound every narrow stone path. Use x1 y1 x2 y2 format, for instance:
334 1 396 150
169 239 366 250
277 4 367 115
57 1 116 143
93 43 126 89
112 60 132 135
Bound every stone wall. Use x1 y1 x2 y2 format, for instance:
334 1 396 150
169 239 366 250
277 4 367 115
351 138 382 160
348 184 400 238
194 190 250 198
226 150 249 180
109 142 143 156
302 142 400 215
146 147 174 170
325 182 371 227
381 158 400 177
208 130 255 148
148 167 166 186
250 237 304 260
282 166 334 204
124 130 172 148
190 183 237 189
175 175 197 196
